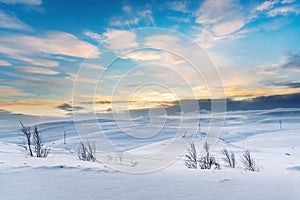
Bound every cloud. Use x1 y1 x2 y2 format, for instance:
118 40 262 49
255 1 276 12
81 63 105 70
194 0 300 48
281 0 296 3
0 31 100 66
196 0 237 24
122 5 132 13
56 103 84 112
0 0 42 5
280 52 300 70
257 52 300 76
0 99 68 117
85 29 138 51
166 1 189 13
272 82 300 88
257 64 279 75
0 10 31 31
0 109 11 114
211 20 246 36
83 31 103 42
144 34 181 50
255 0 300 17
12 56 59 67
194 0 255 47
16 66 59 75
161 52 186 64
166 15 191 23
142 34 195 63
101 29 139 50
195 28 247 48
0 85 32 98
259 17 292 31
0 75 75 99
121 49 186 65
267 5 300 17
224 85 300 99
109 5 155 28
120 51 161 61
0 60 12 66
194 29 216 49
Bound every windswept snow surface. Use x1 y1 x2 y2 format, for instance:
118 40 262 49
1 108 300 200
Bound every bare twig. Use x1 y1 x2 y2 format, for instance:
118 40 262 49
185 142 197 169
241 150 258 171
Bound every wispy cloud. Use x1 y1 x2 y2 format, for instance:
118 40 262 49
109 4 155 28
0 99 67 117
259 17 292 31
56 103 84 112
144 34 181 50
0 75 74 99
281 0 296 4
196 0 238 24
121 51 161 61
254 0 300 17
0 60 12 66
195 28 247 48
272 81 300 88
0 0 42 5
257 52 300 76
0 85 32 98
255 0 276 12
194 0 254 48
84 31 103 42
13 56 59 67
224 85 300 99
279 52 300 70
85 29 138 51
267 5 300 17
0 10 31 31
166 15 191 23
16 66 59 75
80 63 105 70
0 31 100 66
211 20 246 36
194 0 300 48
165 0 189 13
195 0 251 33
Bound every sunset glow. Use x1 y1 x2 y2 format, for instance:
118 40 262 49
0 0 300 119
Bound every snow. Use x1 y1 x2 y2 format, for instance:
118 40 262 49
1 108 300 199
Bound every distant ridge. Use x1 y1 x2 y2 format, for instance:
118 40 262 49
226 93 300 111
164 93 300 113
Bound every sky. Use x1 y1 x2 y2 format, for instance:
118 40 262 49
0 0 300 120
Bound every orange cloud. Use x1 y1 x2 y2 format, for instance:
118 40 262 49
0 99 66 117
224 86 300 100
17 66 59 75
0 85 32 98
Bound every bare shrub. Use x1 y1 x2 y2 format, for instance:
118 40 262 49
33 126 50 157
130 160 138 167
241 150 258 171
19 122 33 157
19 122 50 158
78 142 96 162
199 142 220 170
222 149 235 168
231 152 235 168
185 142 197 169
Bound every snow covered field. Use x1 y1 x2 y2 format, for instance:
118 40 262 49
1 108 300 200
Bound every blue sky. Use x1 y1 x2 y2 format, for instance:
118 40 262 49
0 0 300 118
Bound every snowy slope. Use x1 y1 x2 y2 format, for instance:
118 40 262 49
0 108 300 199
